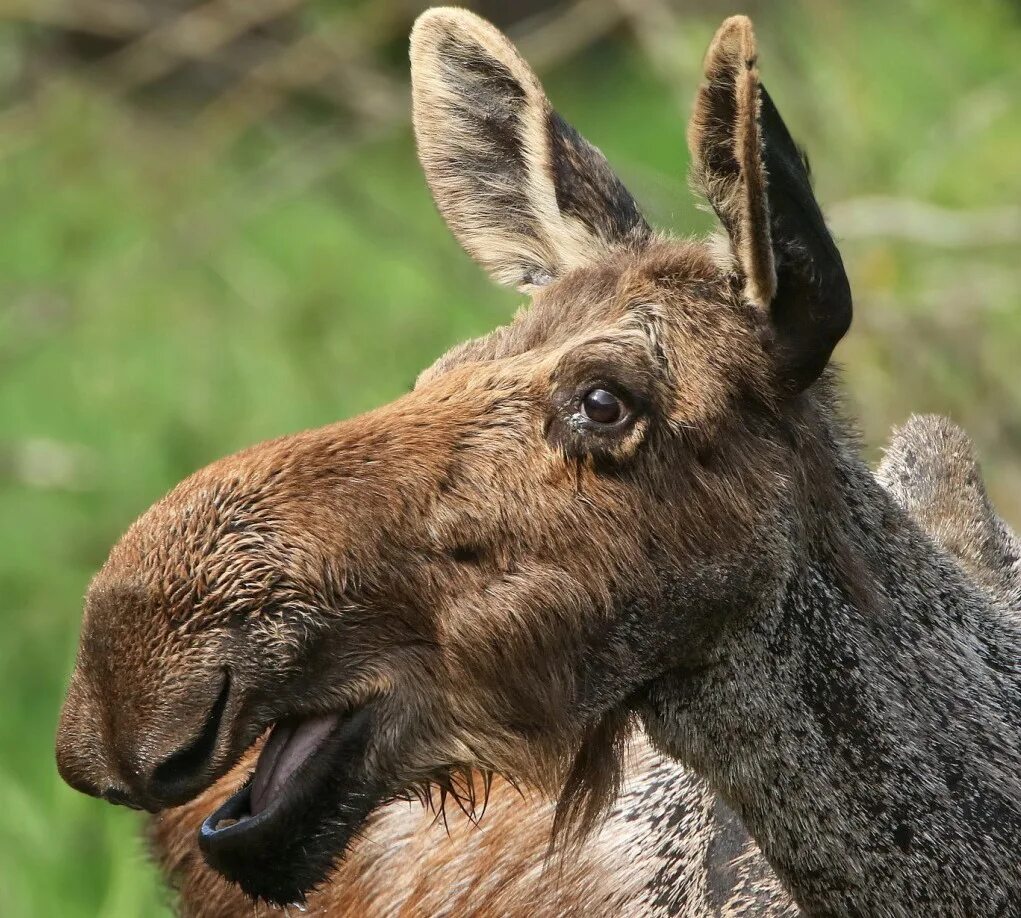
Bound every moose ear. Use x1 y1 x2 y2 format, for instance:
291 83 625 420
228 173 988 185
410 8 651 290
688 16 852 393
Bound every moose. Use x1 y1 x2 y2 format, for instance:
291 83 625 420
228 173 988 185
56 9 1021 917
149 415 1021 918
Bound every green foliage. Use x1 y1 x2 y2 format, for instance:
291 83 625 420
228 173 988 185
0 1 1018 913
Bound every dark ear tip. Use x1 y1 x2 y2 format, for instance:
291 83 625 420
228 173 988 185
703 15 758 78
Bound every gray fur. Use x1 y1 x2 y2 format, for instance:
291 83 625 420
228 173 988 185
641 411 1021 916
620 414 1021 917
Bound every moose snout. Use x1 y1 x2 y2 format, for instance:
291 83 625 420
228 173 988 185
56 666 234 813
55 680 129 805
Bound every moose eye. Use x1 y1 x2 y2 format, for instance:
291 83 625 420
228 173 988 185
580 388 626 426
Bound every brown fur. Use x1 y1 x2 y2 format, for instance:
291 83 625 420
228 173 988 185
59 235 783 819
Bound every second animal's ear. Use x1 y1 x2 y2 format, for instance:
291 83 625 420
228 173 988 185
410 8 651 291
689 16 852 393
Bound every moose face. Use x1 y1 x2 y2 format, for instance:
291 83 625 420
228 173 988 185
56 10 850 906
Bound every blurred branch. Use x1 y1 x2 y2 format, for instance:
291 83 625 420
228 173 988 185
0 438 97 491
196 0 623 149
0 0 303 157
92 0 304 91
193 2 410 147
174 0 630 245
509 0 624 71
2 0 153 38
612 0 703 111
830 196 1021 248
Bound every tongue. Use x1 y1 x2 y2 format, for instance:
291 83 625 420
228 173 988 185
250 714 340 816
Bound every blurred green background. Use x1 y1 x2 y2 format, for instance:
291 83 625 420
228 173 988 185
0 0 1019 913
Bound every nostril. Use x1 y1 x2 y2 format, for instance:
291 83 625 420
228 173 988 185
148 670 232 805
102 787 143 811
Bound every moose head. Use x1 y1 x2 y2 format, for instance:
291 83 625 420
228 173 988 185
56 10 850 905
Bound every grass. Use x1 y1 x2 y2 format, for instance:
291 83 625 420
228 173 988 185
0 0 1019 913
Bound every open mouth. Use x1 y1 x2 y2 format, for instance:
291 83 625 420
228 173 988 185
199 703 384 905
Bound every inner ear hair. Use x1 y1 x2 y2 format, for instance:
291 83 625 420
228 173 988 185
688 16 776 308
688 16 852 394
410 8 650 291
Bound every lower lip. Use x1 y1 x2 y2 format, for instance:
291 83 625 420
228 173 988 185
197 705 381 904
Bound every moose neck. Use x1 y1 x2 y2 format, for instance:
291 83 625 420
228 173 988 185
642 408 1021 917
